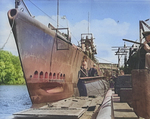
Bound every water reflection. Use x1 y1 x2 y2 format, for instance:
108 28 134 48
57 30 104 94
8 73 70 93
0 85 32 119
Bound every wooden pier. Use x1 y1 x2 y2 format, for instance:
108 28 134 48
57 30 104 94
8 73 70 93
14 96 103 119
112 91 138 119
13 88 141 119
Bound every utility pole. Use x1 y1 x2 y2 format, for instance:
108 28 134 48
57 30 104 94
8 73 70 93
112 43 129 68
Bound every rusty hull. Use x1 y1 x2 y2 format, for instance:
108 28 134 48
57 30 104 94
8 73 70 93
7 9 100 104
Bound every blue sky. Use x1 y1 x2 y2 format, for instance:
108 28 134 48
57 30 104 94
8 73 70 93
1 0 150 65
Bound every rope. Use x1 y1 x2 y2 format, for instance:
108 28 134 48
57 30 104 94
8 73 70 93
0 19 15 50
71 33 80 45
95 56 116 64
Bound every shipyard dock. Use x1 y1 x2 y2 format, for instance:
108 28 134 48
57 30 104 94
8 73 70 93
112 91 138 119
13 72 149 119
14 96 104 119
13 89 139 119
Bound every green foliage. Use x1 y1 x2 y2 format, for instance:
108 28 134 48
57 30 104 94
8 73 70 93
0 50 25 85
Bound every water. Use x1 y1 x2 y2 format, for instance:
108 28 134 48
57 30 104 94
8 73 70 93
0 85 32 119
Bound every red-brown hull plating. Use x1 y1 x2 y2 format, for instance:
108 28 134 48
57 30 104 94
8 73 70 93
27 81 73 104
8 9 100 104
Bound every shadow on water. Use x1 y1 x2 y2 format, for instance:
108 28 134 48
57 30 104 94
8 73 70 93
0 85 32 119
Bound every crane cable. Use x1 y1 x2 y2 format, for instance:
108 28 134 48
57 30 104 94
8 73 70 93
27 0 80 44
28 0 63 27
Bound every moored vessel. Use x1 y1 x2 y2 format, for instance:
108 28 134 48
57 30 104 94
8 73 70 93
8 0 106 105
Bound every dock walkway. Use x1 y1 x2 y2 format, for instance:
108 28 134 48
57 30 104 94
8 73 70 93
13 96 103 119
112 91 138 119
13 89 141 119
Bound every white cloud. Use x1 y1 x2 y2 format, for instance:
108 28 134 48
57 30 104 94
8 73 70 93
1 5 130 64
35 15 69 29
34 16 130 64
35 15 56 27
92 19 130 64
91 18 130 37
0 1 18 56
68 18 130 64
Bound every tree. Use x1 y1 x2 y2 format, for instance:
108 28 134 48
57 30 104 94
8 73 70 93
0 50 25 85
0 61 6 83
